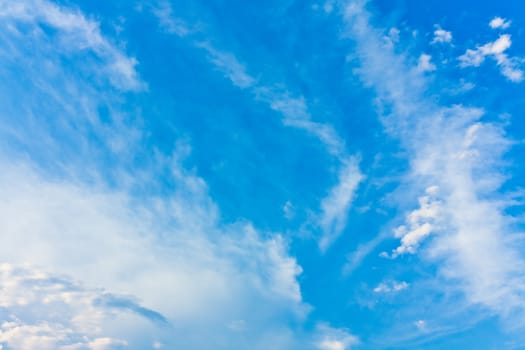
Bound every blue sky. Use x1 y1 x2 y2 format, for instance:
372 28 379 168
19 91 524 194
0 0 524 349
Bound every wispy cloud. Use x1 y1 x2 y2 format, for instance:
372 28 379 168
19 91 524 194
152 10 363 250
151 1 190 36
0 159 308 348
197 42 257 88
0 1 311 348
0 0 144 91
342 0 525 328
319 158 364 251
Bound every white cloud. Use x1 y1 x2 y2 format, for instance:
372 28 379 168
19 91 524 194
194 46 348 158
432 27 452 44
0 2 313 348
283 201 295 220
489 17 511 30
315 324 359 350
319 158 364 251
392 186 441 257
415 320 427 331
0 0 143 91
151 1 190 36
197 42 257 88
0 263 136 350
384 27 400 47
0 156 308 349
459 34 523 83
343 0 525 325
373 281 409 293
417 54 437 72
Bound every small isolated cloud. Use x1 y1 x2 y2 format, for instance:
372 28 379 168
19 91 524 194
417 54 437 72
415 320 427 332
459 34 523 82
373 281 409 293
392 186 441 257
315 323 359 350
283 201 295 220
489 17 511 30
432 27 452 44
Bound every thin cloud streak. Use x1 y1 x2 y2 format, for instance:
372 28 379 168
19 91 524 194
190 34 362 252
150 4 363 251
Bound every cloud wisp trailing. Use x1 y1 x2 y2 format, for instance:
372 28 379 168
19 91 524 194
0 0 143 91
151 2 363 251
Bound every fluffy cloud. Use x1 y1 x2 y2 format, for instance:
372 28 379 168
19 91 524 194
373 281 409 293
489 17 511 30
432 27 452 44
315 324 359 350
417 54 437 72
391 186 441 256
459 34 523 82
0 263 142 350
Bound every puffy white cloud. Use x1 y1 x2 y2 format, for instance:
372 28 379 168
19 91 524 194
489 17 511 30
315 324 359 350
417 54 437 72
0 263 143 350
459 34 523 82
392 186 441 257
373 281 409 293
432 27 452 44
